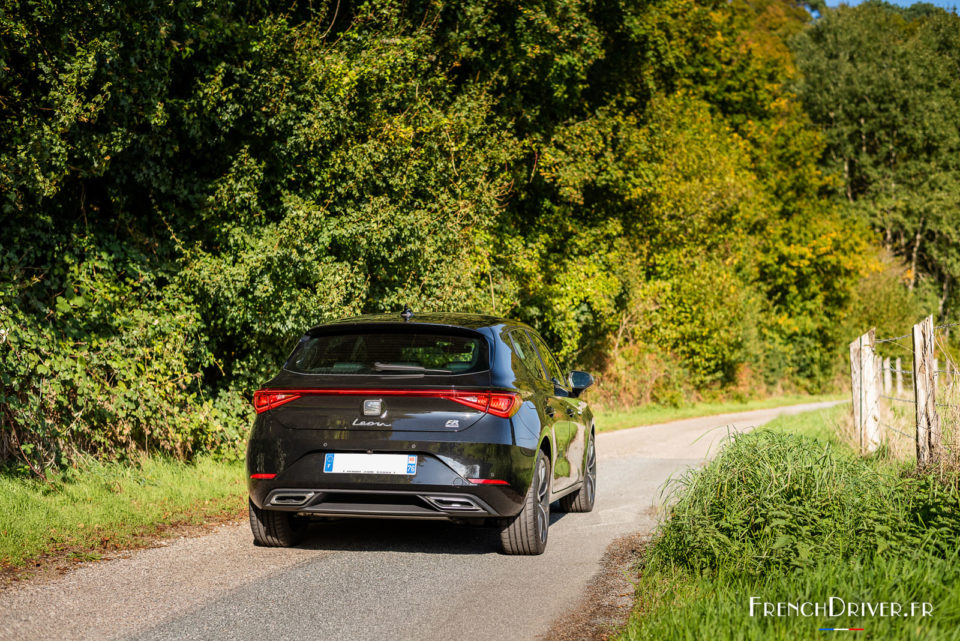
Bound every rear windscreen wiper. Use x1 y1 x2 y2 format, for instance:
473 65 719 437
372 362 452 374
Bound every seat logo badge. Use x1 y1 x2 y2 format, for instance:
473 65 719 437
445 419 460 428
363 399 382 416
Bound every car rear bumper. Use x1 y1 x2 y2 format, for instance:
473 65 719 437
259 487 503 519
247 449 529 518
246 413 537 518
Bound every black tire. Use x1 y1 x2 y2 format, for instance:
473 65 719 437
500 451 551 555
248 499 306 547
559 431 596 513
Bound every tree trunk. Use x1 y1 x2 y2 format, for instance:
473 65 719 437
909 217 925 291
843 158 854 202
938 273 951 320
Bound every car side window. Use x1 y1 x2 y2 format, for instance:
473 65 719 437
528 332 566 387
508 330 545 380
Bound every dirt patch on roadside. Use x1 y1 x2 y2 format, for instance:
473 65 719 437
539 531 649 641
0 505 246 592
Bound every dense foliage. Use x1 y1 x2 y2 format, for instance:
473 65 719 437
0 0 937 471
792 1 960 322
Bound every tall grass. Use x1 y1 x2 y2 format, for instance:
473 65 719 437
622 555 960 640
653 431 960 574
619 407 960 640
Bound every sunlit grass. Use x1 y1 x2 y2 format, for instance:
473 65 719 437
620 556 960 641
762 403 848 444
0 456 246 568
593 393 845 432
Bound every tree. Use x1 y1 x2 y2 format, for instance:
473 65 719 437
792 1 960 320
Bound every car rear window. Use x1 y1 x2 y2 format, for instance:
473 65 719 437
285 328 488 375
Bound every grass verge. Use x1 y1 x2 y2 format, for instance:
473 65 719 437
593 393 845 432
618 405 960 640
0 456 245 574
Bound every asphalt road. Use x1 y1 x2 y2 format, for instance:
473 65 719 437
0 401 842 641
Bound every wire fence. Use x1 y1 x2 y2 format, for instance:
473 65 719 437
849 316 958 471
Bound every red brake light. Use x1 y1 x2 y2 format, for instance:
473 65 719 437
443 391 522 418
250 473 277 479
487 393 523 418
468 478 510 485
253 390 302 413
446 393 488 413
251 389 522 417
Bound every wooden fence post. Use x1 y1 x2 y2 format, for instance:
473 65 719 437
850 330 881 454
865 332 881 453
876 354 883 403
850 336 862 448
913 316 941 468
895 357 904 397
883 357 892 394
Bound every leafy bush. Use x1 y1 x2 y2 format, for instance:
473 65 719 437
0 244 248 471
0 0 901 472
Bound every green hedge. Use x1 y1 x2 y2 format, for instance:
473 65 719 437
0 0 909 472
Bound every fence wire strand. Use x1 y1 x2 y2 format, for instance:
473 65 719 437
882 366 913 376
875 332 913 344
881 395 915 404
879 421 913 439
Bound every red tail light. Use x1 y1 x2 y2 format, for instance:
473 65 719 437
253 391 302 413
446 391 522 418
250 473 277 479
468 478 510 485
251 388 523 418
486 393 523 417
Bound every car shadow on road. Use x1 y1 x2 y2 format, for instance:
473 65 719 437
293 510 568 555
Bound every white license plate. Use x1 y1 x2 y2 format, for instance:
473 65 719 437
323 453 417 475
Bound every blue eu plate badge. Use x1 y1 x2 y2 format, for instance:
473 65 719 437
324 453 334 472
407 455 417 474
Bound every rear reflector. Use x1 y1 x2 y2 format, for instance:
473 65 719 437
252 389 523 418
250 473 277 480
468 478 510 485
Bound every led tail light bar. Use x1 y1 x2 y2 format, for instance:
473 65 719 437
252 389 523 418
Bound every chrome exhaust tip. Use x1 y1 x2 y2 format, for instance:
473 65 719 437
269 491 316 507
423 495 485 512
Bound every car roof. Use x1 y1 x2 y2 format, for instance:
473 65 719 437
313 312 533 333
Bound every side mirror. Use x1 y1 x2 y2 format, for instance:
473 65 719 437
568 370 594 396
